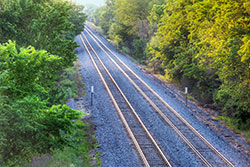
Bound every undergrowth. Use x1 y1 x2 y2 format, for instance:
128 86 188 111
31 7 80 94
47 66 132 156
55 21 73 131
217 116 250 142
46 120 101 167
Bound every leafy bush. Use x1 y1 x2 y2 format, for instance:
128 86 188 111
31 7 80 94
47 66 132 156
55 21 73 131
146 0 250 129
0 41 62 96
36 105 84 152
46 121 99 167
0 99 83 166
0 41 84 166
0 0 88 165
133 38 145 60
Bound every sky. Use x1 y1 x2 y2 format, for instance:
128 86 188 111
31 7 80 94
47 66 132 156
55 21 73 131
72 0 105 7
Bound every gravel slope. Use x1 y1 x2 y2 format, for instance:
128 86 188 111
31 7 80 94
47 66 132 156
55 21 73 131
75 29 250 167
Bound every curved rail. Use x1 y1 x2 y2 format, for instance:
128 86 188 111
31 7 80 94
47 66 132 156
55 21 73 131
83 26 234 167
80 32 172 167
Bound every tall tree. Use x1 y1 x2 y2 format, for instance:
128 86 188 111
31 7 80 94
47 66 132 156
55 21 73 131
147 0 250 128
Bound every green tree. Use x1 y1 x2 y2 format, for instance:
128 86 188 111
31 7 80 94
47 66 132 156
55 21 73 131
147 0 250 128
91 0 165 59
0 41 83 166
0 0 86 68
0 0 88 165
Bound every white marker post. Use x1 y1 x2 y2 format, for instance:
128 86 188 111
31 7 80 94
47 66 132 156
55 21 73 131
185 87 188 106
91 86 94 106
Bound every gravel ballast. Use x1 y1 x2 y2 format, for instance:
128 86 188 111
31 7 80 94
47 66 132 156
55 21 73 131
75 36 141 167
75 28 250 167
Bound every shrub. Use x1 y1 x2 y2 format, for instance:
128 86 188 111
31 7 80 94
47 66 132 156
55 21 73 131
0 41 83 166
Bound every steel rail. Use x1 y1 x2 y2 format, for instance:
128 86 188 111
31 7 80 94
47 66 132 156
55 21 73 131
80 33 172 167
79 35 150 167
83 27 211 167
84 26 235 167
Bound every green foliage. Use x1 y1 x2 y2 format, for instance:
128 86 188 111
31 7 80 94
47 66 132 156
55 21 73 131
148 4 165 33
0 0 88 104
90 0 165 60
48 67 82 105
0 41 62 97
46 121 99 167
0 0 87 68
133 38 145 60
38 105 84 151
0 41 83 166
217 115 250 135
114 0 150 35
89 0 115 36
92 0 250 130
146 0 250 129
0 0 88 165
0 98 83 166
92 5 114 36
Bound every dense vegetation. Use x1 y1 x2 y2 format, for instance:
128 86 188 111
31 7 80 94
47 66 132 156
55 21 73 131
90 0 250 130
0 0 90 166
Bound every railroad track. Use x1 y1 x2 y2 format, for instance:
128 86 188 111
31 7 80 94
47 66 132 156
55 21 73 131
80 32 172 167
82 26 235 167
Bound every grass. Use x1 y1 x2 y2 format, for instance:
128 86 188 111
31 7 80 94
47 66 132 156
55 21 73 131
217 116 250 142
95 152 101 166
187 94 197 102
178 91 198 102
38 120 100 167
72 61 86 97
